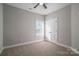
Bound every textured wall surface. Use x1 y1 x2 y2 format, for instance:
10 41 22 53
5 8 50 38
45 5 71 47
3 4 44 47
0 4 3 52
71 4 79 51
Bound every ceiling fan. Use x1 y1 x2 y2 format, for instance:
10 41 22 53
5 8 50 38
34 3 47 9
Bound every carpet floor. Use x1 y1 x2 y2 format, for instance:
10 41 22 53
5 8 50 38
0 41 78 56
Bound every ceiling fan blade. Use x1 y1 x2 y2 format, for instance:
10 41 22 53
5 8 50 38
34 3 39 8
43 3 47 9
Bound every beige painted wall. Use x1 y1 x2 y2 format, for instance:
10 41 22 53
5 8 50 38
71 4 79 51
3 4 44 47
0 4 3 52
45 5 71 47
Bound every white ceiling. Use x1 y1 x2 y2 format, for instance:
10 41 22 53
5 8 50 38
6 3 70 15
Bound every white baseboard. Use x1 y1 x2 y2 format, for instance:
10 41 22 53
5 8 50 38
46 39 79 55
4 40 43 49
45 39 70 49
0 48 4 54
70 47 79 55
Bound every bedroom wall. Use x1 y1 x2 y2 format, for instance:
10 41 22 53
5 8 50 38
71 4 79 51
3 4 44 47
45 5 71 47
0 4 3 53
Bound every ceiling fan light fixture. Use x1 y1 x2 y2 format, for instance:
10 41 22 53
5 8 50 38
34 3 47 9
39 3 43 5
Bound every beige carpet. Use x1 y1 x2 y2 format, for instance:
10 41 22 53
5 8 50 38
1 41 78 56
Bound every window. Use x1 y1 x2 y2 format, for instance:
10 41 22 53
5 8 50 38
36 20 44 37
